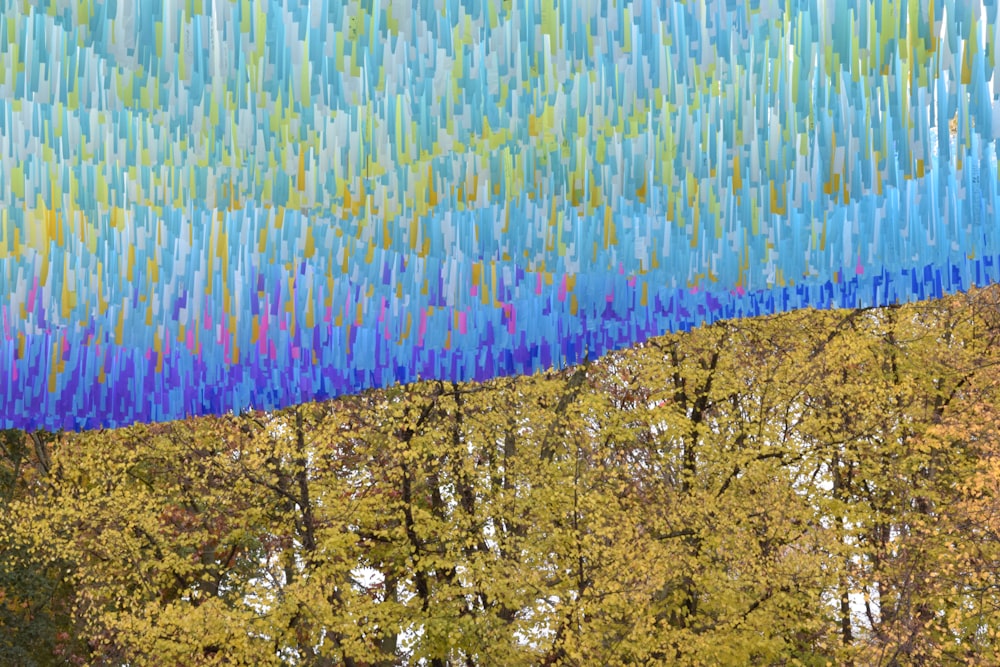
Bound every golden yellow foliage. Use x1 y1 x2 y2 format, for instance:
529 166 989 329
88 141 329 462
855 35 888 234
3 286 1000 665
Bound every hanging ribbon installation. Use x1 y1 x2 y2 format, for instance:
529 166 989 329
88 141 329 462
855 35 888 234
1 0 998 430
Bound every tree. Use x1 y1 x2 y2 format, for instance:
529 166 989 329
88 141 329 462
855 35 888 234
6 286 1000 665
0 429 86 666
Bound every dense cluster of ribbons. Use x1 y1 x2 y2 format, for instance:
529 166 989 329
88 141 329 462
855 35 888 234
1 0 998 430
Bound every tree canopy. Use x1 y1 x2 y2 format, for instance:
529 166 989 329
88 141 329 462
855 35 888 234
3 287 1000 665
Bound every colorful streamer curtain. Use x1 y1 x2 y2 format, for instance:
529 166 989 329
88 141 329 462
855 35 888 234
1 0 998 431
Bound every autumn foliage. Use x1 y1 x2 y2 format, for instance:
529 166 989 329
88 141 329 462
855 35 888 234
3 287 1000 665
